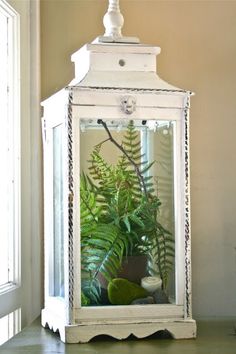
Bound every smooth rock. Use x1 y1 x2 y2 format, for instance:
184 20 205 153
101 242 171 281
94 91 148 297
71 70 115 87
153 289 169 304
141 276 162 293
131 296 155 305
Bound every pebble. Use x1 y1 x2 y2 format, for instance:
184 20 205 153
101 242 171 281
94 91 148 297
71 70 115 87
131 296 155 305
153 289 169 304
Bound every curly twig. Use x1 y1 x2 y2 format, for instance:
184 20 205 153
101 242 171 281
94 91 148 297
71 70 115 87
98 120 148 198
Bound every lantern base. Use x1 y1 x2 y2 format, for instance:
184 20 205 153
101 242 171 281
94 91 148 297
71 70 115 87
41 308 196 343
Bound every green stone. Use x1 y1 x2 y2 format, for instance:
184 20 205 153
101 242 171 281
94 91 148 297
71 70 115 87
108 278 148 305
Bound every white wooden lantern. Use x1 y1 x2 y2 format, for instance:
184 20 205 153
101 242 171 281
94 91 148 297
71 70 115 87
41 0 196 343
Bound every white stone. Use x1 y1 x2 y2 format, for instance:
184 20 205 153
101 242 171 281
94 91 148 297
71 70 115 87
141 276 162 293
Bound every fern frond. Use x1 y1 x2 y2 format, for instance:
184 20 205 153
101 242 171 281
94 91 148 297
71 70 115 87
82 223 129 286
80 173 102 229
81 119 174 298
81 276 101 304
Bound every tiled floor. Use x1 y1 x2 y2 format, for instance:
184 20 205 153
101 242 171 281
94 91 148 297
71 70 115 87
1 318 235 354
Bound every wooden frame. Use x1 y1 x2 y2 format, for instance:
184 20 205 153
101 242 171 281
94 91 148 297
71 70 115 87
41 30 196 342
41 85 196 342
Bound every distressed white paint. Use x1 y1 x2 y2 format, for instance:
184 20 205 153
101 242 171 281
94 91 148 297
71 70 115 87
70 43 185 93
41 26 195 343
97 0 139 43
42 311 196 343
103 0 124 38
69 89 185 108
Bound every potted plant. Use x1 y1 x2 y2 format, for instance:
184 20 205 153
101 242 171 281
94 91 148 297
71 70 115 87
80 120 174 305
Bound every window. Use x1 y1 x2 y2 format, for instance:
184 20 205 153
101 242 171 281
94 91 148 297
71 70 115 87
0 309 21 345
0 0 42 344
0 0 20 293
0 0 20 344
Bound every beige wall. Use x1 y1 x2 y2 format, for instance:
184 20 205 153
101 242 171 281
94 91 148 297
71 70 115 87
41 0 236 318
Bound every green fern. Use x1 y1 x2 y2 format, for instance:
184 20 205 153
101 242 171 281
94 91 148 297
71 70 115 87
81 277 101 304
148 221 175 290
83 224 128 279
80 120 175 302
121 122 174 289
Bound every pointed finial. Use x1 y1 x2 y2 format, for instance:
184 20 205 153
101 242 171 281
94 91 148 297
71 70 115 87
96 0 139 44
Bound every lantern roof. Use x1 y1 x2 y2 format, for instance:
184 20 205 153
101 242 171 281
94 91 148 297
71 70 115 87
67 0 190 95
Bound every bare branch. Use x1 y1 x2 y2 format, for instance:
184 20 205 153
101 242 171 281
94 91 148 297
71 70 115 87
98 120 148 198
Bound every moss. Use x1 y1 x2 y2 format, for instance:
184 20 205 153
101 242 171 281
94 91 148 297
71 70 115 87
108 278 148 305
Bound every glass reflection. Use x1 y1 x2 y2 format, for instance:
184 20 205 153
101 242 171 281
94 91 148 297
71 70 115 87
53 125 64 297
80 119 175 306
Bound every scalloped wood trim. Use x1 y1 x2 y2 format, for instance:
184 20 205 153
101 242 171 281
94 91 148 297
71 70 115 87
42 309 196 343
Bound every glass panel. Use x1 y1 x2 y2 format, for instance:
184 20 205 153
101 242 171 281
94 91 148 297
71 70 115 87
80 119 175 306
53 125 64 297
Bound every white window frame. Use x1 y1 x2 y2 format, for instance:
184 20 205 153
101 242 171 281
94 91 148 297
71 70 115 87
0 0 21 345
0 0 42 343
0 308 21 345
0 0 20 297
